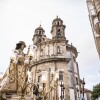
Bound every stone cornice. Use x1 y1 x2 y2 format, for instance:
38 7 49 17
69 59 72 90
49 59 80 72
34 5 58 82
69 87 74 89
36 39 68 47
31 57 71 68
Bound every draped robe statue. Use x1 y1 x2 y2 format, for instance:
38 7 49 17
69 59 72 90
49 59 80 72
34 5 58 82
12 41 27 95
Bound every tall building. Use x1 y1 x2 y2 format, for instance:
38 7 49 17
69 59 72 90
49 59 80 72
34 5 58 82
0 17 91 100
86 0 100 57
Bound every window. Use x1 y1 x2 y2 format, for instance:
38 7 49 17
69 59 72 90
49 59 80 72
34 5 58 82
76 77 78 85
39 30 41 35
57 22 59 25
57 29 61 38
57 46 61 54
59 74 63 81
59 71 63 81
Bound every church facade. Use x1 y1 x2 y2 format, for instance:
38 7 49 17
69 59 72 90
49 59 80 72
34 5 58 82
30 16 80 100
0 17 88 100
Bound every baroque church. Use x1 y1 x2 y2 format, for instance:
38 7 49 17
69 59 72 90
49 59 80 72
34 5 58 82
31 16 80 100
0 17 91 100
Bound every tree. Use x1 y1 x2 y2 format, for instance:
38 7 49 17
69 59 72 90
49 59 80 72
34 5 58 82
91 83 100 100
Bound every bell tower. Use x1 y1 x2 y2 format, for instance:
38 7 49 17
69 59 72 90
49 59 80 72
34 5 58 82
32 25 46 45
51 16 66 40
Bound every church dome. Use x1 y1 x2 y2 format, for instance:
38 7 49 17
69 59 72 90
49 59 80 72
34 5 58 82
34 25 45 34
32 25 46 45
52 16 63 26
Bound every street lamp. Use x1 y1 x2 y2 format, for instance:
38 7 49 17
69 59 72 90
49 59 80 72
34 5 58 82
82 78 85 100
60 81 65 100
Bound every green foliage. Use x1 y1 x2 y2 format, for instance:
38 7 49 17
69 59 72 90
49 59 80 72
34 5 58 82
91 83 100 100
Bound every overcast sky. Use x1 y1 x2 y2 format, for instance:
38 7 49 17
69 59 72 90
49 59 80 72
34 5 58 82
0 0 100 90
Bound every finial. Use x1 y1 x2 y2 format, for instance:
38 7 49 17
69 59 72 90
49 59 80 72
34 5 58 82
40 20 41 27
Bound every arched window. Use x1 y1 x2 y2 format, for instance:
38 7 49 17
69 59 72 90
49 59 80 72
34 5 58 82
39 30 41 35
57 29 61 38
57 22 59 25
57 46 60 54
76 77 78 85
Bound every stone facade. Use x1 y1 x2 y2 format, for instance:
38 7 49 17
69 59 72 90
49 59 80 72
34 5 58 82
0 17 87 100
31 16 80 100
86 0 100 57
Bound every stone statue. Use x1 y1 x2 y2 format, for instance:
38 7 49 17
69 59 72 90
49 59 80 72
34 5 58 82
13 41 27 95
14 41 26 65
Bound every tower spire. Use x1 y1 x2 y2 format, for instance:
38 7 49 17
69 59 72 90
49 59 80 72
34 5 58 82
32 24 46 45
40 20 41 27
51 16 66 40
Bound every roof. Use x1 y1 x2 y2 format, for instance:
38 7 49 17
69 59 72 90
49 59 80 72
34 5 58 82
52 16 63 23
35 25 45 33
80 88 92 93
